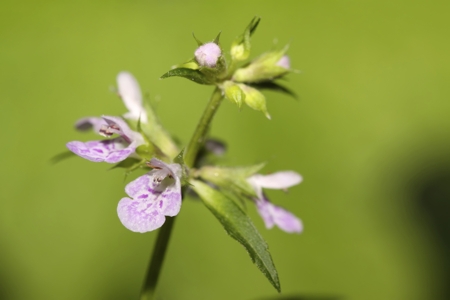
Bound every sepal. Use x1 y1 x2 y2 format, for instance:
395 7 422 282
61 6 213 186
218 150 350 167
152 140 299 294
222 80 245 108
232 45 290 83
230 16 261 62
173 149 190 187
238 84 271 119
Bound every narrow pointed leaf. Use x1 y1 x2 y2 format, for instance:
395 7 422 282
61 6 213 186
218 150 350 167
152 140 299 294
190 180 281 292
160 68 213 85
250 81 298 99
213 31 222 45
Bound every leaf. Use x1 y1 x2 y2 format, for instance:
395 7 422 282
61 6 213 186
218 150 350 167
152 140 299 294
250 81 298 99
160 68 213 85
190 180 281 292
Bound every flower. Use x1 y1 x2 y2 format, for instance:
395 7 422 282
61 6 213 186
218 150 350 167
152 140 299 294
66 116 145 163
116 71 148 123
194 42 222 68
247 171 303 233
117 158 182 233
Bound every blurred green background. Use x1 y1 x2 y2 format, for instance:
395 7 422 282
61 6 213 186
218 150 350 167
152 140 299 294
1 0 450 299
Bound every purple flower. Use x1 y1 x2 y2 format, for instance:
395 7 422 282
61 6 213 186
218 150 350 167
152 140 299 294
117 158 182 233
116 71 148 123
66 116 145 163
194 42 222 68
74 117 106 133
247 171 303 233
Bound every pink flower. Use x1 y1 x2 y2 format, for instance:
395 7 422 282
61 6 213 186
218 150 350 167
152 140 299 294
247 171 303 233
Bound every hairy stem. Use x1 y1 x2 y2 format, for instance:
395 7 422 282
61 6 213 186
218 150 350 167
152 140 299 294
139 87 224 300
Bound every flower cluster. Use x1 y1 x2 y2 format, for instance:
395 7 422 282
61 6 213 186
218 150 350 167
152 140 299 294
66 72 182 232
65 18 303 235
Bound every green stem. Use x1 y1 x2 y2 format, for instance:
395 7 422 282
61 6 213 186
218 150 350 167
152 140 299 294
139 87 224 300
184 87 224 168
140 216 176 300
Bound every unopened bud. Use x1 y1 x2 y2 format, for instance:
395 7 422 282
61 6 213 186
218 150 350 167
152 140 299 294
276 55 290 70
194 42 222 68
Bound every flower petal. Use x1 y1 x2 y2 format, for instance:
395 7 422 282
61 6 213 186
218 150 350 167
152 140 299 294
117 72 147 123
74 117 105 132
256 198 303 234
101 115 145 146
66 137 134 163
117 197 166 233
249 171 302 190
148 158 182 180
159 178 181 216
119 169 182 232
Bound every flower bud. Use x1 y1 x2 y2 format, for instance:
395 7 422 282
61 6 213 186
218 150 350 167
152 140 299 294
194 42 222 68
222 80 245 108
276 55 290 69
232 46 290 83
238 84 271 119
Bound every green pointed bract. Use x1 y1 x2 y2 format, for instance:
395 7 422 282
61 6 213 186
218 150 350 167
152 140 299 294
160 67 214 85
231 16 261 62
238 84 271 119
192 32 204 46
190 180 281 292
174 148 190 186
198 162 266 197
222 80 245 108
213 31 222 45
232 45 290 83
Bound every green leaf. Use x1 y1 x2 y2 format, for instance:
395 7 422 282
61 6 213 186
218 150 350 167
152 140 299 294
192 32 204 46
250 81 297 99
160 68 213 85
190 180 281 292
